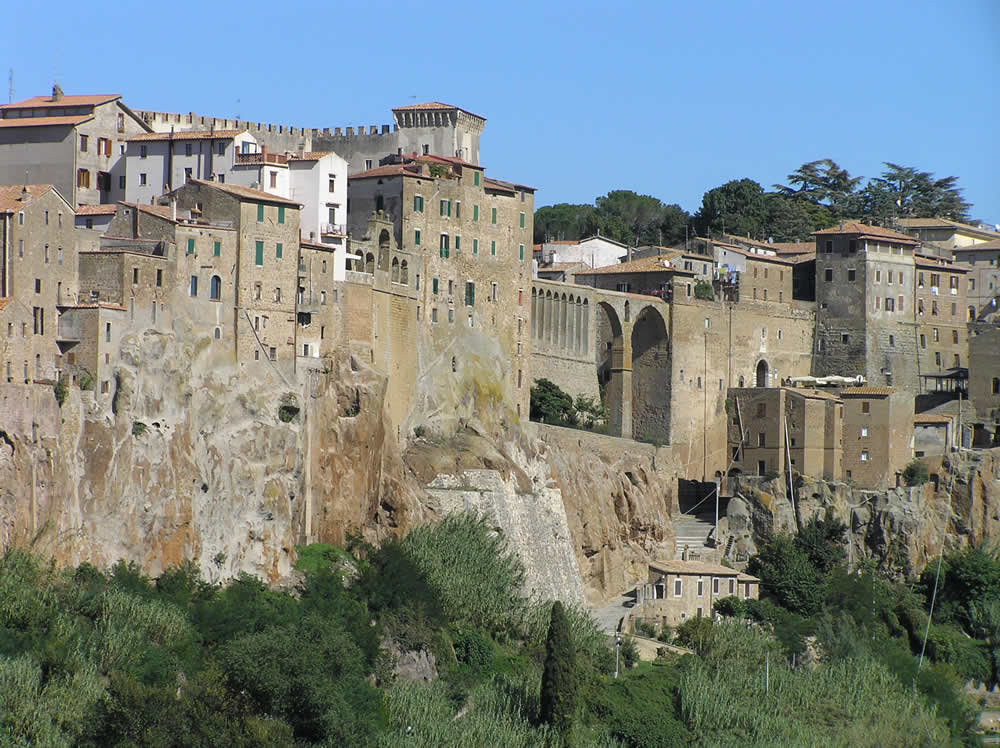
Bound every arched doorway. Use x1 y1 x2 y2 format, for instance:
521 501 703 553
631 305 670 442
597 301 626 436
756 360 769 388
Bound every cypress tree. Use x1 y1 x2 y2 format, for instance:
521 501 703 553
539 600 576 741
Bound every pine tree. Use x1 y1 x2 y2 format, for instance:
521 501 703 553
539 600 577 742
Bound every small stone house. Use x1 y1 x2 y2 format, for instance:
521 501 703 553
635 560 759 627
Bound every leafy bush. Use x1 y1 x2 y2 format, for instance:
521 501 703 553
619 635 639 669
78 371 95 391
53 378 68 407
903 458 929 486
694 279 714 300
453 628 493 670
413 424 426 438
131 421 147 437
712 595 746 618
635 619 657 638
539 601 576 738
747 534 826 616
529 378 575 425
675 617 714 654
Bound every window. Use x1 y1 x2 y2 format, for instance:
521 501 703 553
254 283 262 300
713 578 719 595
189 276 198 296
139 144 149 159
473 205 479 221
257 204 264 222
80 134 88 152
887 271 893 285
953 353 961 367
414 229 421 246
34 278 41 293
729 579 735 595
861 426 868 438
490 240 496 256
889 334 895 346
454 235 461 251
269 347 277 361
491 207 497 224
132 267 139 284
757 432 765 447
213 240 221 257
848 268 856 282
77 169 91 188
992 377 1000 395
825 240 833 254
184 143 193 157
860 450 870 462
841 333 849 344
933 328 940 342
448 308 455 324
885 297 894 312
156 269 163 287
439 234 450 258
431 307 438 323
432 277 439 295
448 279 454 296
876 270 882 283
217 142 226 156
491 282 498 302
465 281 475 306
674 579 682 597
920 333 926 348
255 241 264 266
472 238 478 255
276 242 283 259
849 239 857 253
697 579 704 597
210 276 222 300
824 268 833 282
455 202 461 219
277 206 286 224
187 238 195 254
139 173 147 186
473 171 480 186
519 212 525 228
756 403 766 417
57 248 63 265
274 287 281 302
328 174 336 192
952 329 959 344
861 401 870 414
365 159 373 170
105 322 112 343
413 195 424 212
440 199 451 217
184 167 192 181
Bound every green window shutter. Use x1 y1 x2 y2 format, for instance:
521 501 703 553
414 195 420 212
276 242 283 259
519 244 525 260
474 171 480 186
255 241 264 266
278 206 285 224
473 239 478 255
519 212 525 228
432 277 439 295
257 204 264 222
213 240 221 257
455 236 460 251
473 205 479 221
187 238 194 254
491 207 497 224
415 230 421 246
440 200 446 217
447 200 452 217
490 240 496 256
466 282 475 306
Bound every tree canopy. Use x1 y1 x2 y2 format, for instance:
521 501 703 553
534 190 690 246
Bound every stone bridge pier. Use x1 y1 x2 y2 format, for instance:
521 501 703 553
531 280 671 442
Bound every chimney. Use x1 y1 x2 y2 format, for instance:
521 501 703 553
170 199 177 222
51 82 63 102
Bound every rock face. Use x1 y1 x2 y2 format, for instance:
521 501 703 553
727 449 1000 577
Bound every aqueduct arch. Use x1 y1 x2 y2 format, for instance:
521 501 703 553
630 305 671 442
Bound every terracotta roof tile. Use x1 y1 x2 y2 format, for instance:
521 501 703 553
289 151 335 161
575 255 688 276
953 239 1000 252
915 255 967 272
187 179 301 207
127 129 245 142
783 387 842 401
1 94 120 110
715 244 796 265
914 413 953 424
0 184 55 213
648 560 759 580
813 222 919 244
838 386 897 396
76 204 118 215
0 114 93 128
392 101 486 119
349 163 426 179
0 298 11 311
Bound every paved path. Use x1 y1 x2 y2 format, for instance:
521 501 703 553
673 511 718 561
591 590 637 634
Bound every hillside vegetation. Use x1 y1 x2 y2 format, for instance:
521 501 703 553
0 511 990 746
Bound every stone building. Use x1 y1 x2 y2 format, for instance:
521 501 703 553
914 254 969 375
574 255 693 300
0 88 150 207
635 560 759 627
913 413 956 458
727 387 843 481
969 321 1000 423
0 184 78 383
74 204 117 251
839 386 913 489
812 222 921 391
124 129 259 206
896 217 1000 251
136 101 487 176
348 153 534 420
535 235 630 270
296 239 342 359
952 239 1000 321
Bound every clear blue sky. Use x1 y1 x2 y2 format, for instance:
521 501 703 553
6 0 998 221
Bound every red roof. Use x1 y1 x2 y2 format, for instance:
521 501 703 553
953 239 1000 252
392 101 486 119
349 163 426 180
0 94 120 110
813 222 919 244
0 114 93 128
76 204 118 216
127 129 245 142
187 179 301 207
0 184 56 213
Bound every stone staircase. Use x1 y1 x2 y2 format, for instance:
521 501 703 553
673 511 718 561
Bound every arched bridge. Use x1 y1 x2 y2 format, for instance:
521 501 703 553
530 279 673 441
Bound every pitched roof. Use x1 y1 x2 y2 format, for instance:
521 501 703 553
392 101 486 119
411 152 482 170
897 217 1000 238
300 239 336 252
127 129 246 142
648 559 759 581
349 163 426 180
715 243 796 265
76 204 118 216
952 239 1000 252
914 255 967 272
0 114 94 129
813 222 919 244
783 387 842 402
187 179 301 206
575 255 689 276
914 413 953 424
0 184 56 213
1 94 120 110
838 386 896 396
289 151 335 162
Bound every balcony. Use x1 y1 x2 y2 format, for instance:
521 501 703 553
321 223 347 237
234 151 288 166
56 316 82 344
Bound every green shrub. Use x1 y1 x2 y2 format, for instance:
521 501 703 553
713 595 746 618
675 617 714 653
53 378 68 407
529 378 574 425
78 372 95 391
619 634 639 669
413 424 426 438
277 405 299 423
131 421 147 437
453 628 493 670
694 279 714 300
903 458 929 486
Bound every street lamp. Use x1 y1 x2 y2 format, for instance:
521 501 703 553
614 635 621 678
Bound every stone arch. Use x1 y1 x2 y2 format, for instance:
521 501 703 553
391 257 400 283
364 252 375 274
756 359 769 388
567 294 575 352
379 229 390 250
531 288 538 339
209 275 222 301
560 293 568 348
597 301 627 436
400 260 409 285
738 375 745 387
631 305 670 441
581 298 589 354
545 290 553 344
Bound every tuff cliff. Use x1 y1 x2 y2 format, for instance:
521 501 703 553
726 449 1000 576
0 324 678 605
